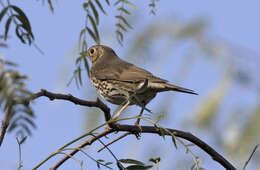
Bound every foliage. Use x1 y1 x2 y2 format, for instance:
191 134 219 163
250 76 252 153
0 2 34 45
0 53 35 137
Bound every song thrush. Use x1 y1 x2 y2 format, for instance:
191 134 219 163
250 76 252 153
86 45 197 121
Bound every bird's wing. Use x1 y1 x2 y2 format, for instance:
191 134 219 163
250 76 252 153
92 57 168 83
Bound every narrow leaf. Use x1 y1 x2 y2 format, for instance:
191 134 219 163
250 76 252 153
83 55 90 77
77 67 82 85
115 15 132 29
94 0 107 15
87 14 100 44
4 17 12 40
116 30 123 42
89 0 99 25
47 0 54 13
149 157 160 164
116 23 127 32
15 25 25 43
159 127 165 139
117 7 131 15
119 159 145 166
124 1 136 8
0 7 9 22
114 0 122 6
105 162 113 165
125 165 153 169
105 0 110 6
171 136 178 149
86 26 97 42
19 136 27 144
10 5 34 39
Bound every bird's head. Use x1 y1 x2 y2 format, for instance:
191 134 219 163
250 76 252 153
85 45 117 64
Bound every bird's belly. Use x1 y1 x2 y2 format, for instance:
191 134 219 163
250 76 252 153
91 78 156 105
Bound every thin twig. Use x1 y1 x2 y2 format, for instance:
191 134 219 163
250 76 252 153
18 89 111 121
50 124 236 170
243 144 259 170
16 137 23 170
91 133 125 168
97 132 131 152
49 129 113 170
0 108 10 147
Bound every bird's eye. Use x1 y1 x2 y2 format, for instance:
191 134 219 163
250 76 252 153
90 48 95 54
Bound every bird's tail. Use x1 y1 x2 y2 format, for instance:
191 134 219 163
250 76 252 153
151 82 198 95
164 83 198 95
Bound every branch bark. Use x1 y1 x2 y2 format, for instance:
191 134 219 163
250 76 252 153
50 124 236 170
26 89 111 121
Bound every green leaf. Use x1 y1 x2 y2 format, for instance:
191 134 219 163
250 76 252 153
18 123 32 136
47 0 54 13
8 122 17 132
116 30 123 42
82 39 88 52
116 23 127 32
97 159 104 162
114 0 122 6
89 0 99 25
159 127 165 139
119 159 145 166
96 162 100 169
124 0 136 8
87 14 100 44
83 55 90 77
22 116 36 129
149 157 160 164
86 26 97 43
105 162 113 165
15 25 25 43
94 0 107 15
75 55 82 65
19 136 27 144
77 67 82 85
0 7 9 22
83 2 88 9
4 17 12 40
10 5 34 39
125 165 153 169
105 0 110 6
117 7 131 15
171 136 178 149
115 15 132 29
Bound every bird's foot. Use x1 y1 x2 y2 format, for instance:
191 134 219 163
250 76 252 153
132 122 142 139
105 122 120 132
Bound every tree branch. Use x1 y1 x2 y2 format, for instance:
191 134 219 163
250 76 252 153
22 89 235 169
0 108 10 147
26 89 111 121
50 124 236 170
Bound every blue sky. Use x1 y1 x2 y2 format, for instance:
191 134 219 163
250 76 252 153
0 0 260 169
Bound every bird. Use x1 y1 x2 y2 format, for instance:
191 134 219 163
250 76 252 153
85 45 197 123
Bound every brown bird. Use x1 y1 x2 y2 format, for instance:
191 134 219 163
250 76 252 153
86 45 197 123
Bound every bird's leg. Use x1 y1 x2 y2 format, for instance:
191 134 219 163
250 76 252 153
112 100 131 121
134 105 145 133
